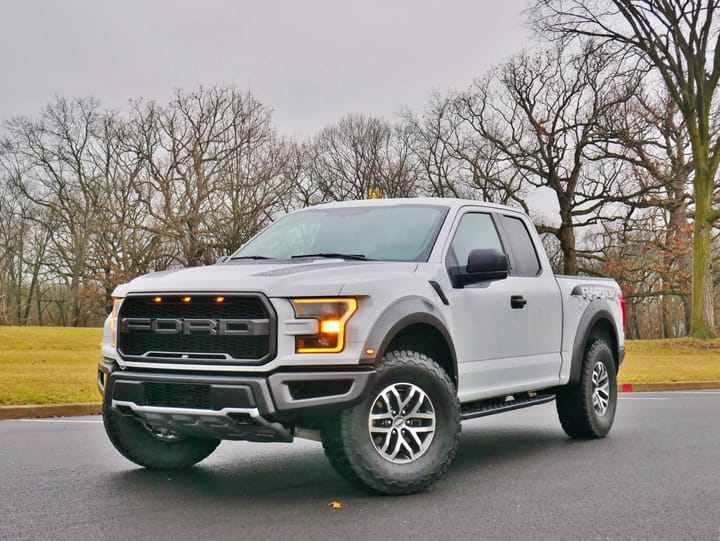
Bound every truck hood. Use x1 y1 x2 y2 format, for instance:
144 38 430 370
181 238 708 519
112 259 419 298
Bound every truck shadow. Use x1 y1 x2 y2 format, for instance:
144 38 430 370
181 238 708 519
105 421 590 501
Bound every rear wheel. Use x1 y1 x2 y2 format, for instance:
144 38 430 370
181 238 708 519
103 400 220 469
556 338 617 439
322 350 460 495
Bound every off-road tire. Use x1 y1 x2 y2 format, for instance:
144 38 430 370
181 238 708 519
322 350 461 495
556 338 617 439
103 400 220 469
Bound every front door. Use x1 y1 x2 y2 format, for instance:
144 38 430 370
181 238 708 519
442 209 562 402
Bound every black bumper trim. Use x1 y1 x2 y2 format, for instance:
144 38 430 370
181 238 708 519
267 370 375 412
99 362 376 418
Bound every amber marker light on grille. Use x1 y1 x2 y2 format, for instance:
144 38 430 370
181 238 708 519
152 296 163 303
291 298 357 353
182 296 192 303
215 296 225 303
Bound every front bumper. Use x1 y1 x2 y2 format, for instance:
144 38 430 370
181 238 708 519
98 361 375 441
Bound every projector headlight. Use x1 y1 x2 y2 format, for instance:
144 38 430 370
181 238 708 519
290 298 357 353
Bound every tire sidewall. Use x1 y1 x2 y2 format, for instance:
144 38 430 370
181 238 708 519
583 340 617 435
343 353 459 485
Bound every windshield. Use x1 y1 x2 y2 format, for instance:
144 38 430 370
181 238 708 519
232 204 448 262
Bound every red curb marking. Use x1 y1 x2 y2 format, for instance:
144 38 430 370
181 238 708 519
620 383 633 393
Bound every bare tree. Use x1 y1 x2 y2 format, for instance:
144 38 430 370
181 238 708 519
401 94 468 198
0 180 32 324
85 110 161 305
599 90 696 334
531 0 720 337
452 44 641 274
306 114 419 201
2 97 107 326
207 113 291 257
278 141 322 210
127 87 286 266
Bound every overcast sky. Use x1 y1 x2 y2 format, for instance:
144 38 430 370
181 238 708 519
0 0 530 137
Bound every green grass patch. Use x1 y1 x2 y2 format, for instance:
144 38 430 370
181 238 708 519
0 326 101 405
1 327 719 405
619 338 720 383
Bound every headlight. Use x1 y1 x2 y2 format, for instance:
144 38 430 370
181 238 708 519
290 298 357 353
109 297 122 348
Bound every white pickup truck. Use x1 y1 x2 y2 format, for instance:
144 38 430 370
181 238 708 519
99 198 625 495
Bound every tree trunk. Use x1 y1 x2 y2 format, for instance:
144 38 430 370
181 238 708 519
690 174 716 338
662 297 674 339
558 203 577 275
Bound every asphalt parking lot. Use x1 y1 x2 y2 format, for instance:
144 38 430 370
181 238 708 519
1 391 718 541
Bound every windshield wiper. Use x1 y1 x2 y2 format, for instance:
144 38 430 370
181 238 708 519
230 255 272 260
290 252 370 261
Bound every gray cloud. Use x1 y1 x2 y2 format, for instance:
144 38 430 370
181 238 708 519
0 0 528 135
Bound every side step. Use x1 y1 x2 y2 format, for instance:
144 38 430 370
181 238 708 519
460 392 555 420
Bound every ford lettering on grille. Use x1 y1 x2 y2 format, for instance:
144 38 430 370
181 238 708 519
119 318 269 336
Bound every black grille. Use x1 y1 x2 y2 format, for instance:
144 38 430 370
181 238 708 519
145 382 212 409
117 294 275 364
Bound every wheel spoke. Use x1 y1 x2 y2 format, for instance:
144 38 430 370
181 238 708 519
387 389 401 413
389 432 407 460
380 431 395 453
400 385 419 411
407 427 424 448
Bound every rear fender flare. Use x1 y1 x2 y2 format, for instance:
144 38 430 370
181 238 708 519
568 299 620 384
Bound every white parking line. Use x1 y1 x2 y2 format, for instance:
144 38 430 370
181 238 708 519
618 397 669 400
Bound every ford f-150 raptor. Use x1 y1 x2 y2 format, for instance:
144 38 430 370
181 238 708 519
99 198 626 495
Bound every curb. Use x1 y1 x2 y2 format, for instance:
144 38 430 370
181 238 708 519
0 403 102 420
619 381 720 392
1 381 719 420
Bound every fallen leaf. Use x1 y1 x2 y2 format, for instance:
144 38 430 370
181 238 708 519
328 501 345 509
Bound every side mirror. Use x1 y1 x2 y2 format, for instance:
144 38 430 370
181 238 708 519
451 248 509 287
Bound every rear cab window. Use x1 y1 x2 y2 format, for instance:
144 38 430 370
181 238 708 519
499 215 541 276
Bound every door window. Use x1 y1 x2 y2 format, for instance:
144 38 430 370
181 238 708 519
448 213 503 267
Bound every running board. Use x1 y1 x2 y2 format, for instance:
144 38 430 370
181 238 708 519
460 392 555 420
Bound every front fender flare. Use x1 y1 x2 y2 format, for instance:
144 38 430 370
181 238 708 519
360 296 457 374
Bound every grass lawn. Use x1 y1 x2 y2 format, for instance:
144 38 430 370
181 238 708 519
619 338 720 383
0 326 101 406
1 327 719 405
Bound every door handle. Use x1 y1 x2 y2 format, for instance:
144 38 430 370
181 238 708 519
511 295 527 309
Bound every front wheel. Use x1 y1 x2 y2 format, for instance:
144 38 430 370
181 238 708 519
556 338 618 439
103 401 220 469
322 350 461 495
